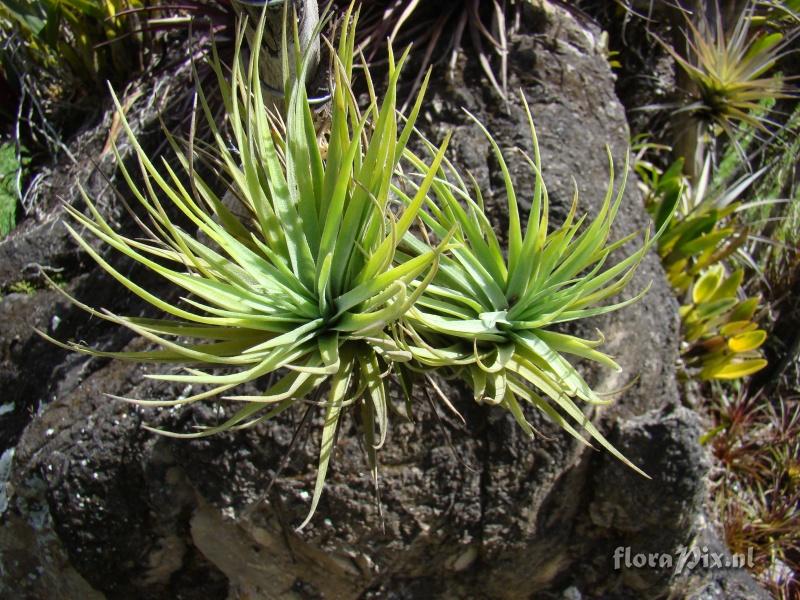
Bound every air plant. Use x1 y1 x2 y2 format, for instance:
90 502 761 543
337 0 515 101
393 95 661 476
668 6 793 129
658 1 796 172
41 7 449 528
40 0 668 528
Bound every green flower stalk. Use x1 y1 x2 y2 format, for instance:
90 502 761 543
41 7 448 528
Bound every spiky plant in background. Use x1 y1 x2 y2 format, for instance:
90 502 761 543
41 7 449 527
664 4 794 131
335 0 516 101
658 1 797 176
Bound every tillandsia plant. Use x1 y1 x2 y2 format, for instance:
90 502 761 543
393 95 661 476
657 1 797 174
668 4 793 130
41 6 451 528
334 0 515 102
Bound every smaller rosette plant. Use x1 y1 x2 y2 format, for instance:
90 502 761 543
394 95 666 475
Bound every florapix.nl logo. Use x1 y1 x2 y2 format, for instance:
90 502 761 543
612 545 755 575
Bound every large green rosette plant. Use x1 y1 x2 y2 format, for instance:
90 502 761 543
41 6 449 528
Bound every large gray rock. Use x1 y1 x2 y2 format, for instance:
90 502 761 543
0 2 767 599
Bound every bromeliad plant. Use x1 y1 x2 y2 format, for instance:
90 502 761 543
393 96 658 476
43 4 667 525
42 7 450 528
637 149 769 380
657 1 796 174
335 0 515 101
681 265 768 379
664 1 795 134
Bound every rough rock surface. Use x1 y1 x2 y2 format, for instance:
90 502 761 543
0 2 768 599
